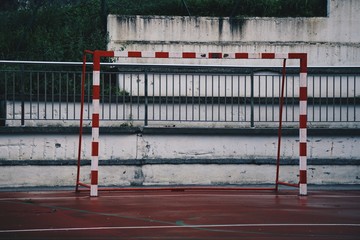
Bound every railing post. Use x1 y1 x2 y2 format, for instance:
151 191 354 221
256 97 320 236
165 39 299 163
144 71 148 126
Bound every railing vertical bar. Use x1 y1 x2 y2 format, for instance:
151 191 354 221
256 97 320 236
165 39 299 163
12 72 15 121
319 74 322 122
165 74 168 121
231 75 234 122
65 73 69 120
136 73 140 121
204 75 207 121
4 72 8 123
224 75 227 121
152 74 155 121
29 72 33 120
144 71 148 126
185 74 188 121
51 72 55 120
58 72 62 120
339 75 342 122
250 72 254 127
172 74 175 121
333 76 336 122
211 75 214 121
265 75 268 122
271 75 275 122
218 75 221 121
237 75 242 122
198 74 201 121
178 74 181 121
129 73 133 122
122 73 126 120
108 73 112 120
326 75 329 122
346 75 349 122
3 72 8 124
130 73 133 122
191 74 194 121
292 75 295 122
72 72 75 120
115 74 119 120
258 74 261 123
354 76 356 121
312 75 315 122
158 74 162 121
20 65 25 125
44 72 47 120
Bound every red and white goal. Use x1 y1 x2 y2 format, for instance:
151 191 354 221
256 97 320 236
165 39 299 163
76 50 308 197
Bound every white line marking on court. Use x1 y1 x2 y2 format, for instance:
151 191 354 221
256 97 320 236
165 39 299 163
1 223 359 233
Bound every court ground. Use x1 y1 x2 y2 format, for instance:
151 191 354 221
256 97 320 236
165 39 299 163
0 186 359 239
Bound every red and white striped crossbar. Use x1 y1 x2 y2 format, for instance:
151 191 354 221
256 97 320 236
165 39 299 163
114 51 304 62
88 50 307 197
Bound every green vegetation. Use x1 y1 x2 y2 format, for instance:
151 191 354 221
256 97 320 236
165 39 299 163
0 0 327 61
107 0 327 18
0 0 106 61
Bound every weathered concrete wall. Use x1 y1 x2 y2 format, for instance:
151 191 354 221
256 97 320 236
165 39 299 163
107 0 360 66
0 131 359 187
1 164 359 188
1 133 359 164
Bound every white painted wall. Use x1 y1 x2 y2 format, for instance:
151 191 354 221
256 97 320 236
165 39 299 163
1 165 359 187
0 133 359 187
108 0 360 66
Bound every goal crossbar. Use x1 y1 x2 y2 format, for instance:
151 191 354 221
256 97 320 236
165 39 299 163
76 50 308 197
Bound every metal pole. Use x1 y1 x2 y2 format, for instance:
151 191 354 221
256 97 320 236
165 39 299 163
275 59 287 191
76 50 91 192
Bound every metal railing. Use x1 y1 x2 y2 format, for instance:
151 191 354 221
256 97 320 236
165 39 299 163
1 60 359 128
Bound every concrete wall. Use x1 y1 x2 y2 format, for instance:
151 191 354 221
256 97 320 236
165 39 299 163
107 0 360 66
0 129 359 187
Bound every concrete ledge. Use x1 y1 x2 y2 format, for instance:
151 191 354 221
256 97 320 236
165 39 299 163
1 127 359 136
1 158 359 166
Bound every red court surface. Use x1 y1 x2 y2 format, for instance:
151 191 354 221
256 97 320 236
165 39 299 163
0 188 359 239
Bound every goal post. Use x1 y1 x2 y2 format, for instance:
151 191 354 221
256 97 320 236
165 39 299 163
76 50 308 197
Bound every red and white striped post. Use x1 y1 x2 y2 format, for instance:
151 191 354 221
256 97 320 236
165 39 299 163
90 51 114 197
290 53 308 196
87 51 307 196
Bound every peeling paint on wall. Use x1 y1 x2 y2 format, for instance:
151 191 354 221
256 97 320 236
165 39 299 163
107 0 360 66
